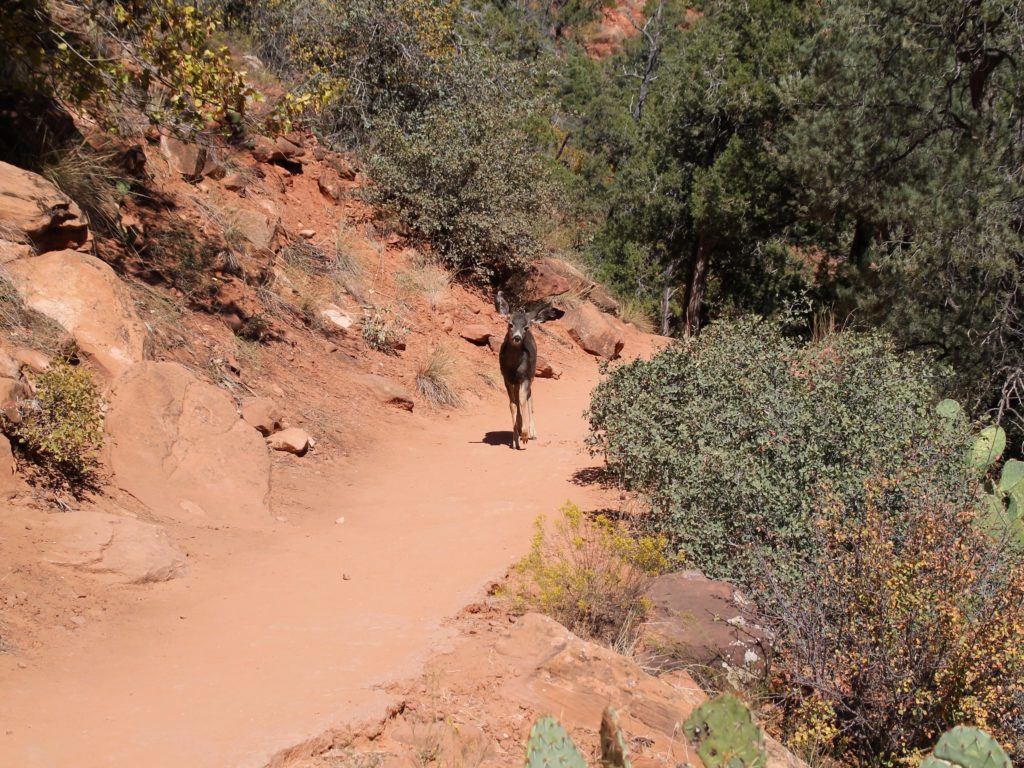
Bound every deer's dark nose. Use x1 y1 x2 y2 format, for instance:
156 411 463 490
512 333 523 343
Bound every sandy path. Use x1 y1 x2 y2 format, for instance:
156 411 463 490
0 359 613 768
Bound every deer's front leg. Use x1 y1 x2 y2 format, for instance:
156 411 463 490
507 383 521 449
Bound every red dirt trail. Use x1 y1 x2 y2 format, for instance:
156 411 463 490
0 358 619 768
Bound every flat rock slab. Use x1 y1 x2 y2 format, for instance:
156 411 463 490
0 160 89 252
106 361 271 527
354 373 415 411
41 509 188 584
5 250 146 379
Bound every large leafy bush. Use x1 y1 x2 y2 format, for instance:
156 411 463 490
762 467 1024 765
587 317 970 579
367 89 555 281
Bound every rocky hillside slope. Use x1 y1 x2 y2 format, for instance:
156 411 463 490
0 118 804 768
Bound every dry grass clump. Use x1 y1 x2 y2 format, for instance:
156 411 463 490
505 501 679 651
42 142 127 237
619 298 656 334
395 258 452 311
416 345 461 407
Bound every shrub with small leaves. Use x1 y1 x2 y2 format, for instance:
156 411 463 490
361 311 405 354
762 467 1024 765
9 363 105 481
508 501 680 648
587 317 970 579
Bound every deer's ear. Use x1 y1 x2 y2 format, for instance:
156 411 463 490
495 291 510 317
532 305 564 324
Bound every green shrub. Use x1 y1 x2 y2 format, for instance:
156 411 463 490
1 0 253 132
9 363 105 481
367 82 556 282
762 466 1024 765
225 0 458 138
587 317 970 579
507 501 679 649
361 310 405 354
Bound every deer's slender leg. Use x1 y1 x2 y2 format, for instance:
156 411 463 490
521 378 536 441
527 384 537 440
507 382 521 449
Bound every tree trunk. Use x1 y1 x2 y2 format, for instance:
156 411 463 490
683 234 711 337
660 284 675 336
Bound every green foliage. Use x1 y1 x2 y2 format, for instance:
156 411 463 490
523 706 631 768
9 363 105 481
225 0 459 138
919 727 1012 768
587 317 969 578
524 715 587 768
361 311 405 354
683 694 767 768
937 399 965 421
578 0 818 334
367 68 557 282
764 466 1024 764
0 0 254 131
776 0 1024 439
508 501 678 647
957 416 1024 545
970 426 1008 470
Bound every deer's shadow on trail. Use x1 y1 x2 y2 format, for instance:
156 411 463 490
476 430 514 448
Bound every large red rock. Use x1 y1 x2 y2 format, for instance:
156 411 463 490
159 135 219 179
40 508 188 584
5 250 146 379
0 435 18 499
231 207 280 251
355 373 415 411
588 283 620 315
564 303 624 360
105 362 271 527
240 396 286 436
0 348 18 380
0 161 89 252
317 169 343 201
459 324 492 345
526 257 574 300
11 347 50 374
266 427 312 456
641 570 768 672
354 612 802 768
534 355 561 379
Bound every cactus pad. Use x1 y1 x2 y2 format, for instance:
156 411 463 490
970 426 1007 470
919 725 1011 768
998 459 1024 493
524 715 587 768
600 706 631 768
683 694 766 768
936 399 963 420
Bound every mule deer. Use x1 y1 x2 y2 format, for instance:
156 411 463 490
495 291 563 449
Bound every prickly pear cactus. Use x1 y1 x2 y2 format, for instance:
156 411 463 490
683 694 767 768
936 399 963 420
969 426 1007 470
524 715 587 768
998 458 1024 493
918 725 1011 768
600 706 631 768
